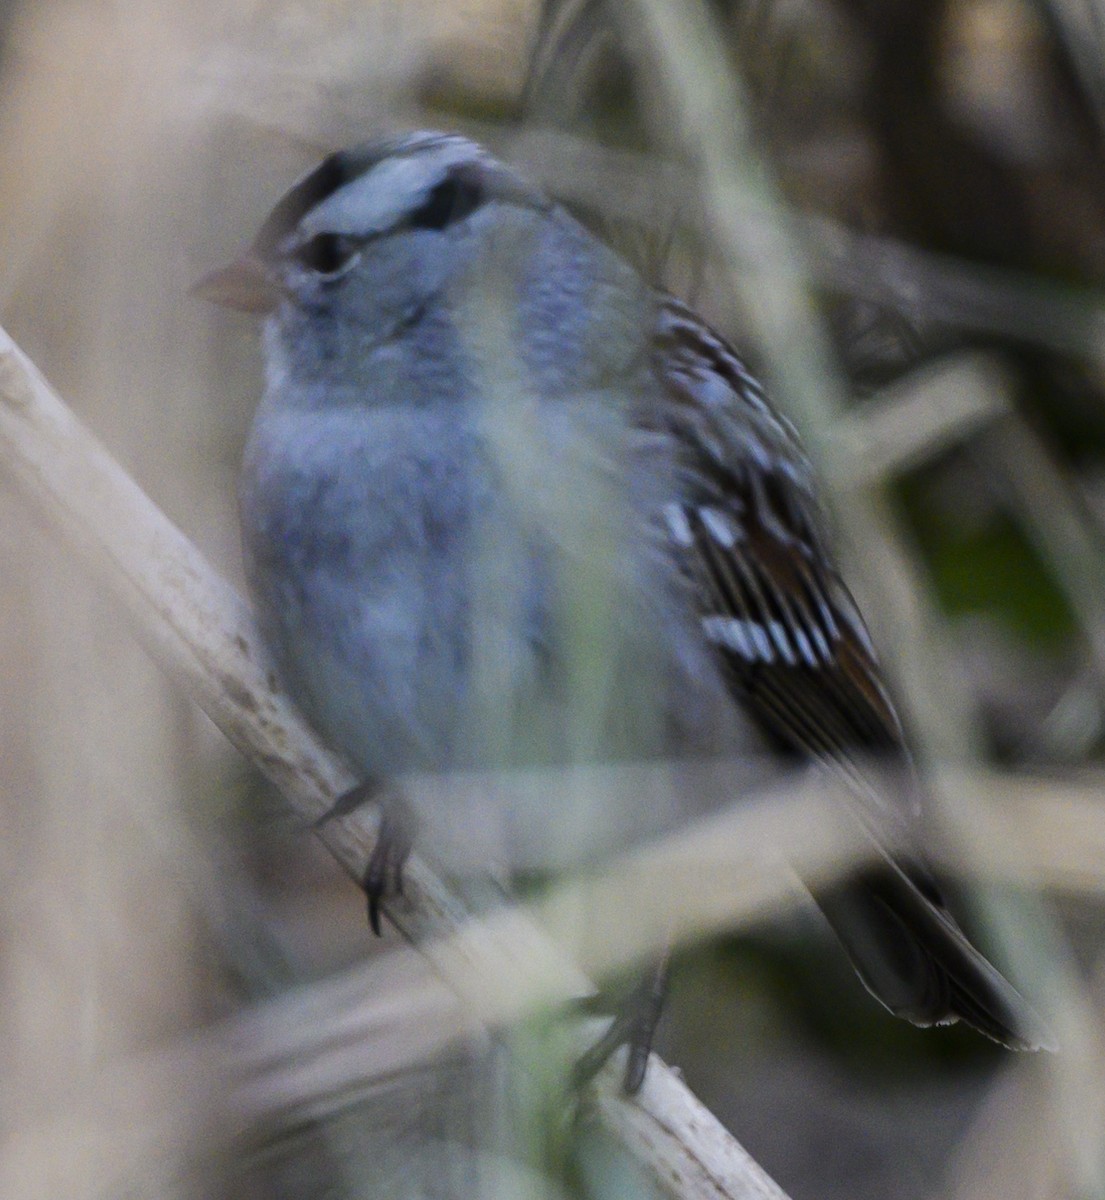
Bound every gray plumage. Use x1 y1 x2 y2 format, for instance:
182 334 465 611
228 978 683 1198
219 131 1052 1054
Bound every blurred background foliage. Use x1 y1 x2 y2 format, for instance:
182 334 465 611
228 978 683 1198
0 1 1103 1198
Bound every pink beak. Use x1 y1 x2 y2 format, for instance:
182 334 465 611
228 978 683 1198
191 254 286 314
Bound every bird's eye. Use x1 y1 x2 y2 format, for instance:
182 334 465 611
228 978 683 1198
406 174 484 231
291 233 359 276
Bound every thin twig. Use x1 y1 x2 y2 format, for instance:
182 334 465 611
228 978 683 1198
982 414 1105 688
0 323 793 1199
3 743 1102 1200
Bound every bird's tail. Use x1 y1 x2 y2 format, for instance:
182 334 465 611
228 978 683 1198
816 858 1056 1052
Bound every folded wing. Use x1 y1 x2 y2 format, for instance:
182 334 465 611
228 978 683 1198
649 296 1052 1050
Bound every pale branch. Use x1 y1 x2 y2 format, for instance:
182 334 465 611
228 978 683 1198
0 931 800 1200
0 322 795 1199
5 748 1094 1200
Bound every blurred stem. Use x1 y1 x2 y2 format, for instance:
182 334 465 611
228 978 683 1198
982 413 1105 691
616 0 980 768
839 354 1008 485
1042 0 1105 140
613 8 1095 1170
497 125 1105 359
0 323 792 1200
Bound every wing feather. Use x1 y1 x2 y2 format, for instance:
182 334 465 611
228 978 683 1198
646 296 1053 1051
651 297 903 766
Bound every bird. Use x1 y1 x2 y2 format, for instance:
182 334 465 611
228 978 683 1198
196 130 1053 1090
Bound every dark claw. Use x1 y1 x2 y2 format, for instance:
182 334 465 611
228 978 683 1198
361 798 414 936
368 894 383 937
314 779 380 828
314 781 414 935
572 957 670 1095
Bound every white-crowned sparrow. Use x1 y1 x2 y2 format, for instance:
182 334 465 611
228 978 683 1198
198 131 1052 1087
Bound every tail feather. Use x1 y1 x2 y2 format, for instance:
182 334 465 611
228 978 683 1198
817 858 1056 1052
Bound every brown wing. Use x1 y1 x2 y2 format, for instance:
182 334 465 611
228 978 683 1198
645 298 1054 1052
651 297 905 777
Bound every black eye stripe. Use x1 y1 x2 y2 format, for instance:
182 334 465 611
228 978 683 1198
292 233 359 276
405 174 485 231
254 151 356 258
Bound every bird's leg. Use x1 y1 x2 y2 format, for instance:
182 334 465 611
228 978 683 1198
362 793 416 935
572 949 671 1095
315 780 415 936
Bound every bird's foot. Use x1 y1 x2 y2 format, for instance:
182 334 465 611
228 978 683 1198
572 955 670 1095
362 795 415 935
315 781 414 936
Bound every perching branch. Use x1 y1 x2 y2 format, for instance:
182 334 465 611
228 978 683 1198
0 322 795 1199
